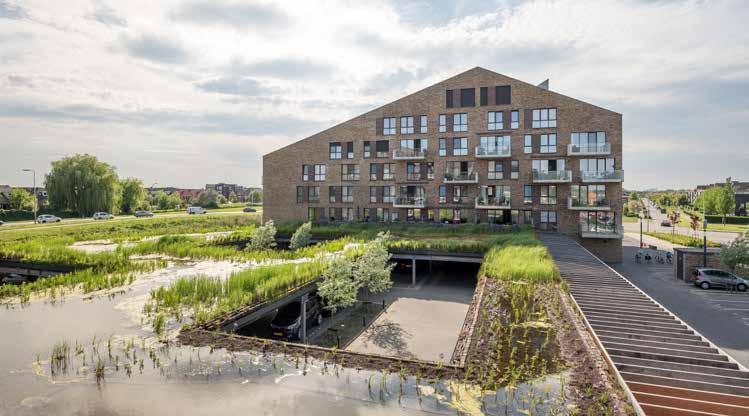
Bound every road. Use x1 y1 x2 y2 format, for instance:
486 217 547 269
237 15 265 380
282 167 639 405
623 198 741 245
612 236 749 368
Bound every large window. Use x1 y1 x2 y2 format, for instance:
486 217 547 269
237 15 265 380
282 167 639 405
532 159 566 173
370 163 378 181
524 135 532 154
580 158 614 173
341 164 360 181
363 141 371 159
400 138 427 150
532 108 557 128
383 117 396 135
480 135 510 152
495 85 511 105
540 210 557 230
488 161 504 180
511 110 519 129
342 186 353 203
296 186 304 203
383 163 394 180
488 111 503 130
370 186 377 203
460 88 475 107
307 187 320 203
439 138 447 156
346 141 354 159
302 165 311 182
400 116 414 134
452 137 468 156
523 185 532 204
314 164 326 181
480 87 488 106
420 115 427 133
453 113 468 132
511 160 519 179
329 186 337 203
439 114 447 133
571 184 607 207
375 140 389 158
406 162 421 181
383 185 395 203
540 185 557 205
446 90 454 108
540 134 557 153
439 185 447 203
329 142 342 159
571 132 606 150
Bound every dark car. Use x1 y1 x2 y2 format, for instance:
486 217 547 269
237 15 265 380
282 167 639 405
270 296 323 340
660 220 672 227
1 274 27 285
134 210 154 218
243 207 257 213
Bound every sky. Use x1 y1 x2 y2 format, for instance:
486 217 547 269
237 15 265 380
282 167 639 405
0 0 747 190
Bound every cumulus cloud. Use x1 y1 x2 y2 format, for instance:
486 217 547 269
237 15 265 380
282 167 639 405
121 33 190 64
169 0 289 30
0 0 27 19
87 1 128 28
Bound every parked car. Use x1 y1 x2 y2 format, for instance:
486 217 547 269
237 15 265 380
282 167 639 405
0 220 4 226
187 206 207 215
134 210 154 218
93 212 114 220
1 274 27 285
36 214 61 223
694 268 748 291
660 220 672 227
270 296 323 340
243 207 257 213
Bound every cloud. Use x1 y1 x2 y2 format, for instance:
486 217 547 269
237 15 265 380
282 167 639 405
194 77 279 97
226 58 336 80
87 1 127 28
169 0 289 30
121 33 189 64
0 0 27 19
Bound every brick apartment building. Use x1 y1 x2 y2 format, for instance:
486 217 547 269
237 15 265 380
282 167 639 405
263 67 624 261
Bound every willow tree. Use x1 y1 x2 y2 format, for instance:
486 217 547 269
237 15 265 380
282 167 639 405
46 154 120 216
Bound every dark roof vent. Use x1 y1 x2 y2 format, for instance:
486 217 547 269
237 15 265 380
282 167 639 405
537 79 549 90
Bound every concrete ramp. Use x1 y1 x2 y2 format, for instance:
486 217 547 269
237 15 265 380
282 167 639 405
539 232 749 416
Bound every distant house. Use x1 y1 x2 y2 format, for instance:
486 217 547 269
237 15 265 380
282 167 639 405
205 183 260 202
0 185 10 210
20 187 48 208
689 180 749 216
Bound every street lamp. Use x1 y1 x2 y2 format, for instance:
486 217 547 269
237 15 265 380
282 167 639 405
639 211 644 248
21 168 37 223
702 194 708 267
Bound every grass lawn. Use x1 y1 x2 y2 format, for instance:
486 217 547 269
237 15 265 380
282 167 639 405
644 231 722 248
622 215 638 223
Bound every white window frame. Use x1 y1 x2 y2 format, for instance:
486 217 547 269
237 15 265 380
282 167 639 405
439 114 446 133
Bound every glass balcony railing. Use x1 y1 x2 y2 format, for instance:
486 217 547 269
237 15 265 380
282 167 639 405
393 148 427 159
580 170 624 182
475 196 511 208
451 196 472 204
475 146 511 158
567 143 611 155
392 196 426 208
444 172 478 183
532 170 572 182
568 197 610 210
579 221 623 239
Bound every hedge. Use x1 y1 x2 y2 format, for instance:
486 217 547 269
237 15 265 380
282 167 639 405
705 215 749 225
0 209 80 222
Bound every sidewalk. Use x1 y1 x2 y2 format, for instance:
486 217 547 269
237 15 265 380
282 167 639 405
624 232 685 253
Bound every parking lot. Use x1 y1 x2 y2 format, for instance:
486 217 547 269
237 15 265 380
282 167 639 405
612 236 749 368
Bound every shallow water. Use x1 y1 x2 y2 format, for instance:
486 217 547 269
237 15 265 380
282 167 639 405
0 259 570 416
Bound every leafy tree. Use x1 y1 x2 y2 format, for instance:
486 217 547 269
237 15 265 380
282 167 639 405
196 190 220 208
629 192 640 201
216 194 228 206
246 220 277 251
228 191 238 203
689 213 701 237
719 238 749 274
289 222 312 250
8 188 35 210
717 178 736 224
167 192 182 210
119 178 146 214
45 154 120 216
317 257 357 311
153 190 170 210
249 189 263 204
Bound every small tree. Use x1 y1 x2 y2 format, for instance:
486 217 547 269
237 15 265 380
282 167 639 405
689 213 701 238
249 189 262 204
289 222 312 250
717 178 736 225
719 238 749 274
166 192 182 209
354 233 396 294
317 257 357 311
247 220 276 251
8 188 35 211
668 210 680 237
228 191 238 203
196 190 220 208
153 190 170 210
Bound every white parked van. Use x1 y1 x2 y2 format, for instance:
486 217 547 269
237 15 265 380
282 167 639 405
187 206 207 215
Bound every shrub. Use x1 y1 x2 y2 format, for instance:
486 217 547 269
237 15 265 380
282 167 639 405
720 238 749 274
289 222 312 250
246 220 277 251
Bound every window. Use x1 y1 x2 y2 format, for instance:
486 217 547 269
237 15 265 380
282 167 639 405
453 185 466 203
426 162 434 179
511 110 519 129
400 116 414 134
511 160 519 179
346 141 354 159
344 207 354 221
540 210 557 229
342 186 353 203
439 185 447 203
383 186 395 203
480 87 488 106
307 187 320 203
314 164 326 181
453 113 468 132
341 164 360 180
488 161 504 180
383 117 396 135
406 162 421 181
329 186 337 203
571 132 606 151
532 108 557 128
488 111 503 130
460 88 475 107
495 85 511 105
439 138 447 156
452 138 468 156
383 163 394 180
540 185 557 204
439 114 447 133
446 161 474 178
329 142 342 159
540 134 557 153
571 184 607 207
375 140 389 158
370 163 378 181
533 159 566 173
479 135 510 153
302 165 311 181
580 158 614 173
446 90 454 108
523 185 533 204
296 186 304 203
363 141 371 159
400 138 427 150
522 210 533 225
524 135 532 154
420 115 427 133
370 186 377 203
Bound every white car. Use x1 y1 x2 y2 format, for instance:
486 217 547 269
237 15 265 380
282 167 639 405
187 206 207 215
36 214 61 223
93 212 114 220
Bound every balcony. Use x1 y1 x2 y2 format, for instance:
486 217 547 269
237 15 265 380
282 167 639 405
444 172 478 183
406 172 425 182
580 170 624 183
567 143 611 156
579 222 623 239
393 148 427 160
392 196 426 208
450 196 473 205
475 196 511 209
568 197 611 211
475 146 511 158
532 170 572 183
